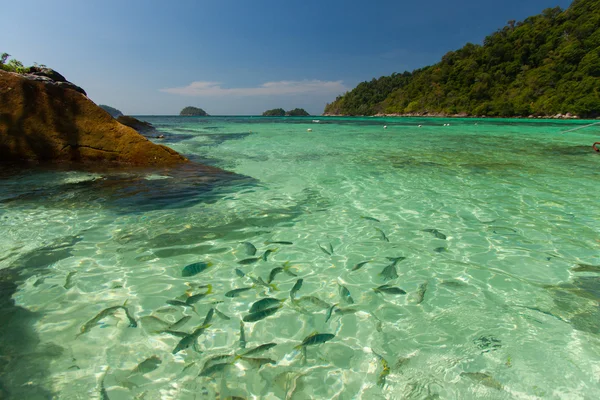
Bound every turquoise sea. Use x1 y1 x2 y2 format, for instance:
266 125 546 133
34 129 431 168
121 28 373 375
1 116 599 399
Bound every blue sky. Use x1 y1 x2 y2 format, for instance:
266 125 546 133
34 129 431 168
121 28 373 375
3 0 573 115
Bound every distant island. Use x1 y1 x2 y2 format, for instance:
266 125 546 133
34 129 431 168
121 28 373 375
180 106 209 116
99 105 123 118
262 108 310 116
324 0 599 118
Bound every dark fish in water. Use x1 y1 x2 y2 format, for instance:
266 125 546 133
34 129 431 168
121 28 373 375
225 287 253 298
374 228 389 242
423 229 447 240
163 330 188 338
172 324 211 354
297 332 335 347
460 372 503 390
386 257 406 264
268 262 297 283
338 284 354 304
351 260 371 271
265 241 293 245
182 261 213 277
334 307 358 315
166 300 196 312
203 308 215 326
235 268 246 277
328 242 334 254
240 242 257 256
318 244 332 256
214 308 231 320
290 278 303 300
247 275 278 292
439 280 467 288
434 247 447 253
361 216 380 222
64 271 77 289
415 281 428 304
572 264 600 273
78 305 137 336
186 285 213 305
243 306 282 322
238 257 260 265
99 367 110 400
132 356 161 374
262 248 277 261
239 357 276 368
371 349 390 388
250 298 284 314
379 263 398 281
169 316 191 331
240 342 277 357
239 321 246 349
297 296 330 309
198 362 231 377
325 303 338 323
202 354 233 370
374 285 407 295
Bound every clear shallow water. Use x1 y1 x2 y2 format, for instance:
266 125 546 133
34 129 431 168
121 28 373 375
1 116 599 399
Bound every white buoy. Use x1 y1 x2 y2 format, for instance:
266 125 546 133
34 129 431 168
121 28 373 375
307 128 312 132
418 125 422 128
383 125 387 129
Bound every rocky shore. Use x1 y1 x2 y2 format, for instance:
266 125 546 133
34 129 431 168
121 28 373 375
322 112 586 119
0 69 188 166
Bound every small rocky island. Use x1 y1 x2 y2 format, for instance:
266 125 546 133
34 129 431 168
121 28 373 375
180 106 209 116
262 108 310 116
0 62 187 166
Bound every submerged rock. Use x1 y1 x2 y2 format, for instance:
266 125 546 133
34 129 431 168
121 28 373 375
0 70 187 166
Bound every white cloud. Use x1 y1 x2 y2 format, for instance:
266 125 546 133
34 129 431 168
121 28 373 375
160 80 348 97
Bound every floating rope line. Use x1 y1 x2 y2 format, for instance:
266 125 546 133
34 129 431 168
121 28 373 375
561 121 600 134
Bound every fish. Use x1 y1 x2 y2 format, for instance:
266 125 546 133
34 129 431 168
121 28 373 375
268 262 297 283
379 263 398 281
415 281 428 304
318 244 331 256
297 332 335 348
243 305 282 322
423 229 447 240
166 300 196 314
386 257 406 265
235 268 246 277
168 316 191 331
202 354 233 370
203 308 215 326
249 298 284 314
78 305 137 337
240 242 257 256
225 287 253 298
132 356 161 375
329 242 334 254
64 271 77 289
460 372 503 390
374 285 407 295
198 362 231 377
334 307 358 315
172 324 211 354
325 303 338 323
374 228 389 242
297 296 330 309
182 261 213 277
265 241 293 245
240 343 277 357
338 284 354 304
572 264 600 273
361 216 380 222
290 278 303 300
214 308 231 320
99 367 110 400
247 275 278 292
239 357 276 368
371 349 390 388
185 285 213 305
239 321 246 349
262 248 277 261
351 260 371 271
163 330 189 338
238 257 260 265
434 247 447 253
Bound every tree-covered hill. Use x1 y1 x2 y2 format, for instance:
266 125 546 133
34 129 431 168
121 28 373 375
262 108 286 116
180 106 209 116
324 0 600 118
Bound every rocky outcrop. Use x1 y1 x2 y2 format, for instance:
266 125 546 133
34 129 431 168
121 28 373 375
0 70 187 165
180 106 209 116
99 105 123 118
116 115 156 134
